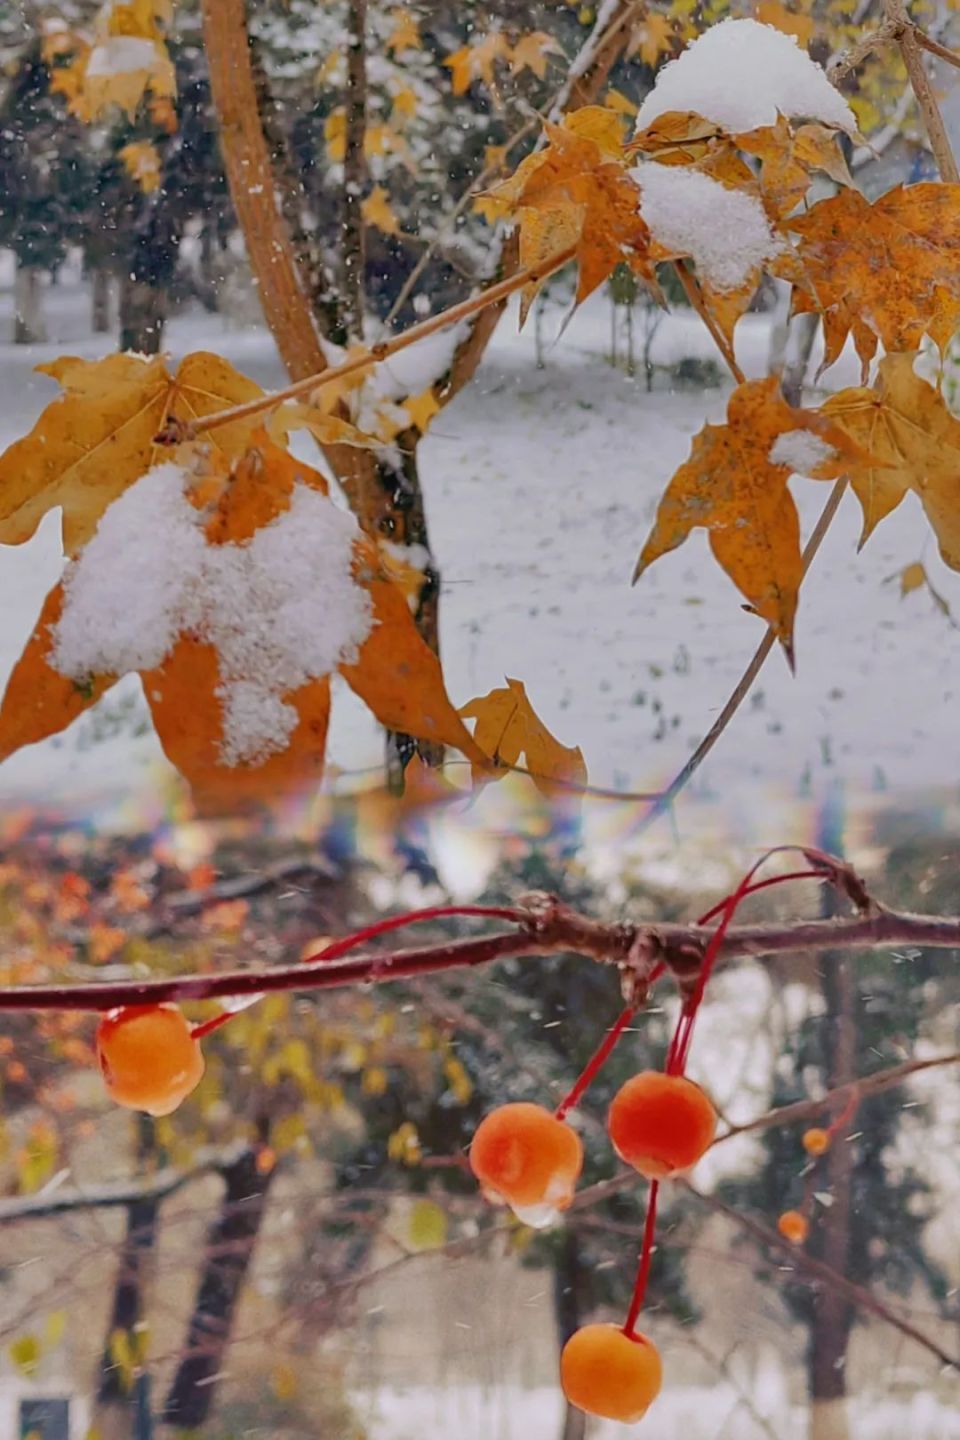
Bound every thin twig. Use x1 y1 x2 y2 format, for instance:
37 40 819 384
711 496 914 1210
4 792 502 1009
683 1181 960 1371
914 26 960 70
634 479 848 832
887 0 960 182
172 244 578 442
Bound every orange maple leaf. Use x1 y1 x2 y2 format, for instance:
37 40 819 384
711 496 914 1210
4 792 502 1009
634 378 880 659
789 183 960 374
485 109 653 317
0 438 487 815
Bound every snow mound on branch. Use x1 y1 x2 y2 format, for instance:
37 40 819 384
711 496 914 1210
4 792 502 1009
53 465 373 767
635 19 857 137
637 164 782 292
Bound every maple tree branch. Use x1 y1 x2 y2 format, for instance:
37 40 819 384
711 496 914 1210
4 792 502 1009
635 479 848 830
3 895 960 1012
886 0 960 181
682 1182 959 1372
177 244 578 441
913 26 960 70
199 0 326 380
342 0 369 337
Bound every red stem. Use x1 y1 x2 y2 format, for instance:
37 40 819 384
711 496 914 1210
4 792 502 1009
555 1005 636 1120
623 1178 660 1337
694 870 824 927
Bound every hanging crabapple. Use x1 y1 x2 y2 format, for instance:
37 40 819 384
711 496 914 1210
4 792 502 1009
469 1102 583 1225
778 1209 810 1244
96 1003 205 1116
802 1126 831 1156
607 1071 717 1178
561 1323 662 1422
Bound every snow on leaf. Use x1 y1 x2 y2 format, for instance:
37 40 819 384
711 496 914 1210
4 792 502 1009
637 163 782 293
822 352 960 566
0 351 272 554
0 440 485 813
484 110 653 317
634 377 877 658
789 185 960 375
460 678 587 796
634 19 856 137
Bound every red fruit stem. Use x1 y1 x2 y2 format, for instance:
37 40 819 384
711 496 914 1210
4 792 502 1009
555 1005 636 1120
626 850 822 1332
623 1178 660 1337
190 1010 236 1040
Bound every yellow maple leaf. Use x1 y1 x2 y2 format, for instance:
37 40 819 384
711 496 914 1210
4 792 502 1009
386 7 421 53
755 0 815 48
822 352 960 565
391 84 419 121
325 108 346 163
0 351 271 554
361 185 401 235
445 33 509 96
634 377 881 658
630 13 675 68
605 87 639 118
509 31 563 79
119 139 161 193
403 388 441 434
83 35 175 122
789 184 960 375
460 677 587 795
486 110 652 317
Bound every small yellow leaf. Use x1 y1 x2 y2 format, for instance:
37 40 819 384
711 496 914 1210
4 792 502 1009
509 31 563 79
361 185 401 235
408 1198 449 1251
899 562 927 597
271 1361 299 1402
119 139 161 192
386 7 420 53
9 1334 41 1377
460 677 587 795
403 387 441 434
44 1310 68 1347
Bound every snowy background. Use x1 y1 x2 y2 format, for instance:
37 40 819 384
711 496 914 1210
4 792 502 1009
0 254 957 859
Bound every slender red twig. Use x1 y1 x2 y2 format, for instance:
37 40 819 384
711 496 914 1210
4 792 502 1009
623 1178 660 1337
555 1005 636 1120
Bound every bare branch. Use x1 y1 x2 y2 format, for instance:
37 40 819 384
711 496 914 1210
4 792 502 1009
342 0 368 336
2 892 960 1013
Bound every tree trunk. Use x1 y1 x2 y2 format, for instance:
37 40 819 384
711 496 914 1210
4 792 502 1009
13 261 46 344
162 1142 276 1431
781 312 820 406
554 1227 588 1440
808 789 855 1440
92 267 113 334
119 276 167 355
92 1116 159 1440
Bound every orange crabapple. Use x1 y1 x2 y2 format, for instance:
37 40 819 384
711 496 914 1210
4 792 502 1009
560 1323 663 1423
96 1003 205 1117
469 1102 583 1225
778 1209 810 1245
607 1071 717 1179
802 1126 831 1156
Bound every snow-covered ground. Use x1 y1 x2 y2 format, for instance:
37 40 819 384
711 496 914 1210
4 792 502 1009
0 264 957 855
353 1383 960 1440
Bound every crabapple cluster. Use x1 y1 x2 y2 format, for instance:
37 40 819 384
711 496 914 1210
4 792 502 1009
469 1070 717 1423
